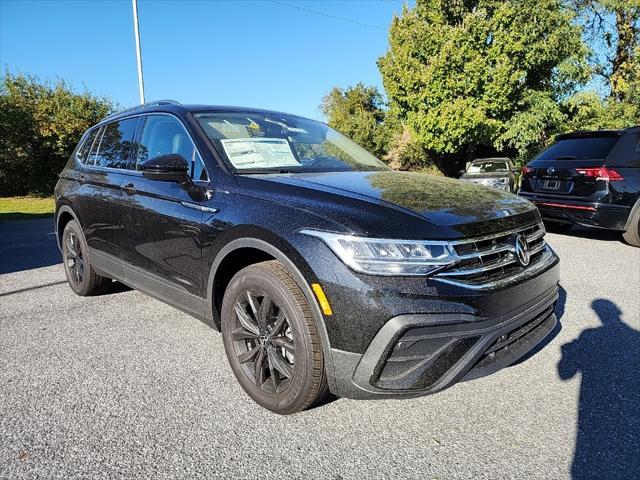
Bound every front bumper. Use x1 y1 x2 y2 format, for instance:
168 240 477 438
519 193 631 230
330 284 559 400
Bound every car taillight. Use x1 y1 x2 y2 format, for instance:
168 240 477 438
521 166 534 175
575 167 623 181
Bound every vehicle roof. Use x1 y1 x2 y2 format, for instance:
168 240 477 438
556 126 640 140
98 100 312 125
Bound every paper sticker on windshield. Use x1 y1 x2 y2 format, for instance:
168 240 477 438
220 138 301 169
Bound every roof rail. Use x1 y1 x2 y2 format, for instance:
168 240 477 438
101 99 181 122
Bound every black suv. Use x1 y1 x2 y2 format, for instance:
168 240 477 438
519 128 640 246
55 101 560 414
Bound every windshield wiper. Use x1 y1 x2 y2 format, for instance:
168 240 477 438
554 156 578 160
235 168 297 174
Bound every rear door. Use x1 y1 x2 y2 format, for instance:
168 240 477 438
74 117 139 258
119 113 211 312
522 134 622 199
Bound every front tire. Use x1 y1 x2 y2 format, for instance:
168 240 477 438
62 220 111 296
622 206 640 247
221 260 328 414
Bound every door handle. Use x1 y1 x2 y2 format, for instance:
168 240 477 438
181 201 219 214
122 183 136 195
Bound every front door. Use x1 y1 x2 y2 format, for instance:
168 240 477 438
119 114 212 314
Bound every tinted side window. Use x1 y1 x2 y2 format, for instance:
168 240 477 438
76 128 99 164
93 118 139 169
136 115 208 181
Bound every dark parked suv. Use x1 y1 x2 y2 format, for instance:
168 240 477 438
55 100 560 414
519 127 640 246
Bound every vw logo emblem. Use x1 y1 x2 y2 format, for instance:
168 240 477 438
514 234 530 267
547 167 555 175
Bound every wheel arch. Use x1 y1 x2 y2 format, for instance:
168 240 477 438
55 205 81 252
205 234 337 392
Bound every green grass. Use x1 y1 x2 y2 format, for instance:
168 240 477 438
0 196 55 220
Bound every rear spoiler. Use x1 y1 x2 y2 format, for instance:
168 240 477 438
555 130 624 141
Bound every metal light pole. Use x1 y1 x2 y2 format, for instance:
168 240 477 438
132 0 145 104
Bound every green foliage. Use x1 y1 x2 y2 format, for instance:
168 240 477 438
378 0 589 169
320 82 393 159
384 126 439 172
0 72 114 196
570 0 640 100
563 89 639 130
0 196 54 220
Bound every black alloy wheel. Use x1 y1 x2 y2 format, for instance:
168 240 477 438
221 260 328 414
64 230 84 285
61 220 111 296
231 290 296 393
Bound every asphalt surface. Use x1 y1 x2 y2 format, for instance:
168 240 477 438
1 219 639 479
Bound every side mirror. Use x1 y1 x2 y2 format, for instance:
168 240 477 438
140 154 189 183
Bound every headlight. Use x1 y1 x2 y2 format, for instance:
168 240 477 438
300 230 458 276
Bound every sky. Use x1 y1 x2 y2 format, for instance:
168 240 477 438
0 0 410 119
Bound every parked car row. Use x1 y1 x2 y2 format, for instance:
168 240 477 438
457 129 640 247
53 100 637 414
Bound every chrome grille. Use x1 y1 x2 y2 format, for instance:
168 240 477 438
435 222 550 289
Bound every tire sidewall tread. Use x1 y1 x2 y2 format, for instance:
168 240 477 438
62 220 111 296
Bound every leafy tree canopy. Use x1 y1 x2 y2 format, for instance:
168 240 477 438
320 82 392 158
377 0 589 166
0 72 114 196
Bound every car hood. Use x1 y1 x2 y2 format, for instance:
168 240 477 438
235 171 538 239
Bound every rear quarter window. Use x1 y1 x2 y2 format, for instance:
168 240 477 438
76 128 100 164
537 136 621 160
93 118 140 169
605 133 640 167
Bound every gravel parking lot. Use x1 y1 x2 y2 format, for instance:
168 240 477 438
1 219 639 479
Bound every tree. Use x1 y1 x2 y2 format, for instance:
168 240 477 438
320 83 392 159
563 1 639 129
571 0 640 100
378 0 588 172
0 72 114 196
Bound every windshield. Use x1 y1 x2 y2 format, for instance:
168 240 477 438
194 112 390 173
537 136 620 160
467 160 509 173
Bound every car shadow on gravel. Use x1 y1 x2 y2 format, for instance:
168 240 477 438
0 217 61 274
104 281 132 295
558 299 640 480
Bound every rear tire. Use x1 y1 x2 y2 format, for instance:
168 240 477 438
62 220 111 296
544 221 573 234
622 207 640 247
221 260 328 414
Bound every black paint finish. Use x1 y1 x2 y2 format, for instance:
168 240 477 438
55 102 561 399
